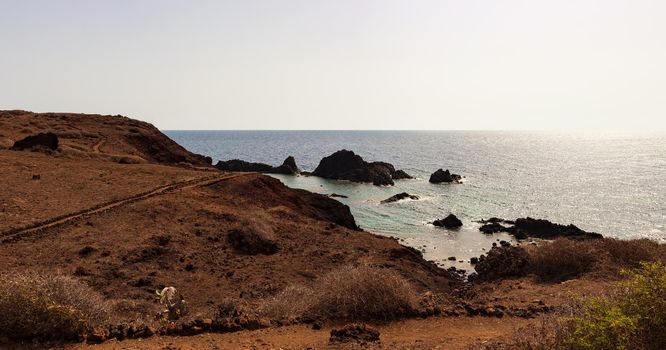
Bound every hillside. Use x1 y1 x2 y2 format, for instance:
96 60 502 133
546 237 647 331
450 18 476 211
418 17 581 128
0 110 212 166
0 111 457 335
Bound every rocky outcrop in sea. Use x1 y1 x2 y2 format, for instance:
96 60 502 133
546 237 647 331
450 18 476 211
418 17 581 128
312 150 412 186
381 192 419 204
432 214 463 229
215 156 299 175
429 169 462 184
478 217 603 240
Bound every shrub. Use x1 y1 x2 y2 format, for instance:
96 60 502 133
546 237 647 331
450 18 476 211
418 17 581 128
527 239 600 282
614 262 666 348
564 298 638 349
596 238 663 269
227 219 279 255
489 262 666 350
259 265 418 321
0 273 110 341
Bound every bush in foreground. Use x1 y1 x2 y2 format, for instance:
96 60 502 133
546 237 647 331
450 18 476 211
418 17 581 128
0 273 110 341
259 265 419 321
479 262 666 350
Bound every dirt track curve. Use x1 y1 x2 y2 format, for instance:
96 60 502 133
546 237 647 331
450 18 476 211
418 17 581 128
91 137 106 153
0 172 247 243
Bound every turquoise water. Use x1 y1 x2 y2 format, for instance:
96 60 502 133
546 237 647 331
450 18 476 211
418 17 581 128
166 130 666 268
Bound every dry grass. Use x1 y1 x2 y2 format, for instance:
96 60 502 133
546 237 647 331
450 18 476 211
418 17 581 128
473 310 579 350
596 238 665 269
227 217 279 255
259 265 419 321
108 299 159 324
0 272 110 341
526 238 666 283
527 238 600 283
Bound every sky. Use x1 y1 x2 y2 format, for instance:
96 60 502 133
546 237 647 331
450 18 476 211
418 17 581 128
1 0 665 130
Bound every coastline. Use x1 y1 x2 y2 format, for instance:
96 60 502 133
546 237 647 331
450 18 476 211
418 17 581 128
0 111 664 349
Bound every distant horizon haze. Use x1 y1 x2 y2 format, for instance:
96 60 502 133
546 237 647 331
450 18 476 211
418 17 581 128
1 0 665 130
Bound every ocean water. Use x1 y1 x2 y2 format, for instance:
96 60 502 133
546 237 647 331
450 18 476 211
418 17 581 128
166 130 666 268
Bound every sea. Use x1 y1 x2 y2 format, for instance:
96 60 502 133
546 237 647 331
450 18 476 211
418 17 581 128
165 130 666 268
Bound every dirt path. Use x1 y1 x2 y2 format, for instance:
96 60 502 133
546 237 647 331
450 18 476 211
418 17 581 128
92 138 106 153
0 173 246 243
54 317 531 350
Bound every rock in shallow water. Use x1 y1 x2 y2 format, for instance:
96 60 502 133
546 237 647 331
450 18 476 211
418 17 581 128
433 214 463 229
477 217 602 240
429 168 462 183
312 149 412 186
381 192 419 204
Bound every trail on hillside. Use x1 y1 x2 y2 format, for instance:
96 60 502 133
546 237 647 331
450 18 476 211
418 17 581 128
0 173 247 243
91 137 106 153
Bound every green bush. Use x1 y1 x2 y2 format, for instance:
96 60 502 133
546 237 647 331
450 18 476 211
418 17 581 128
564 299 638 350
564 262 666 350
483 262 666 350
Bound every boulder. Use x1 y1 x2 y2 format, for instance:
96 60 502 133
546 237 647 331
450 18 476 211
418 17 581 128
433 214 463 229
215 156 299 175
328 193 349 198
381 192 419 204
312 150 412 186
429 169 462 184
329 323 380 343
11 132 59 151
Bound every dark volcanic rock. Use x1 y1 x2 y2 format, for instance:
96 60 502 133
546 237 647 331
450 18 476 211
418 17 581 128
381 192 419 204
312 150 412 186
215 156 299 175
329 193 349 199
12 132 59 151
274 156 299 174
433 214 463 229
513 217 602 240
329 323 380 343
479 222 509 234
429 169 462 184
215 159 273 172
477 217 602 240
392 169 413 179
474 244 529 281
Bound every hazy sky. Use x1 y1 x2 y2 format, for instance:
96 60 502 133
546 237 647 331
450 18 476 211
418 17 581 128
1 1 665 130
